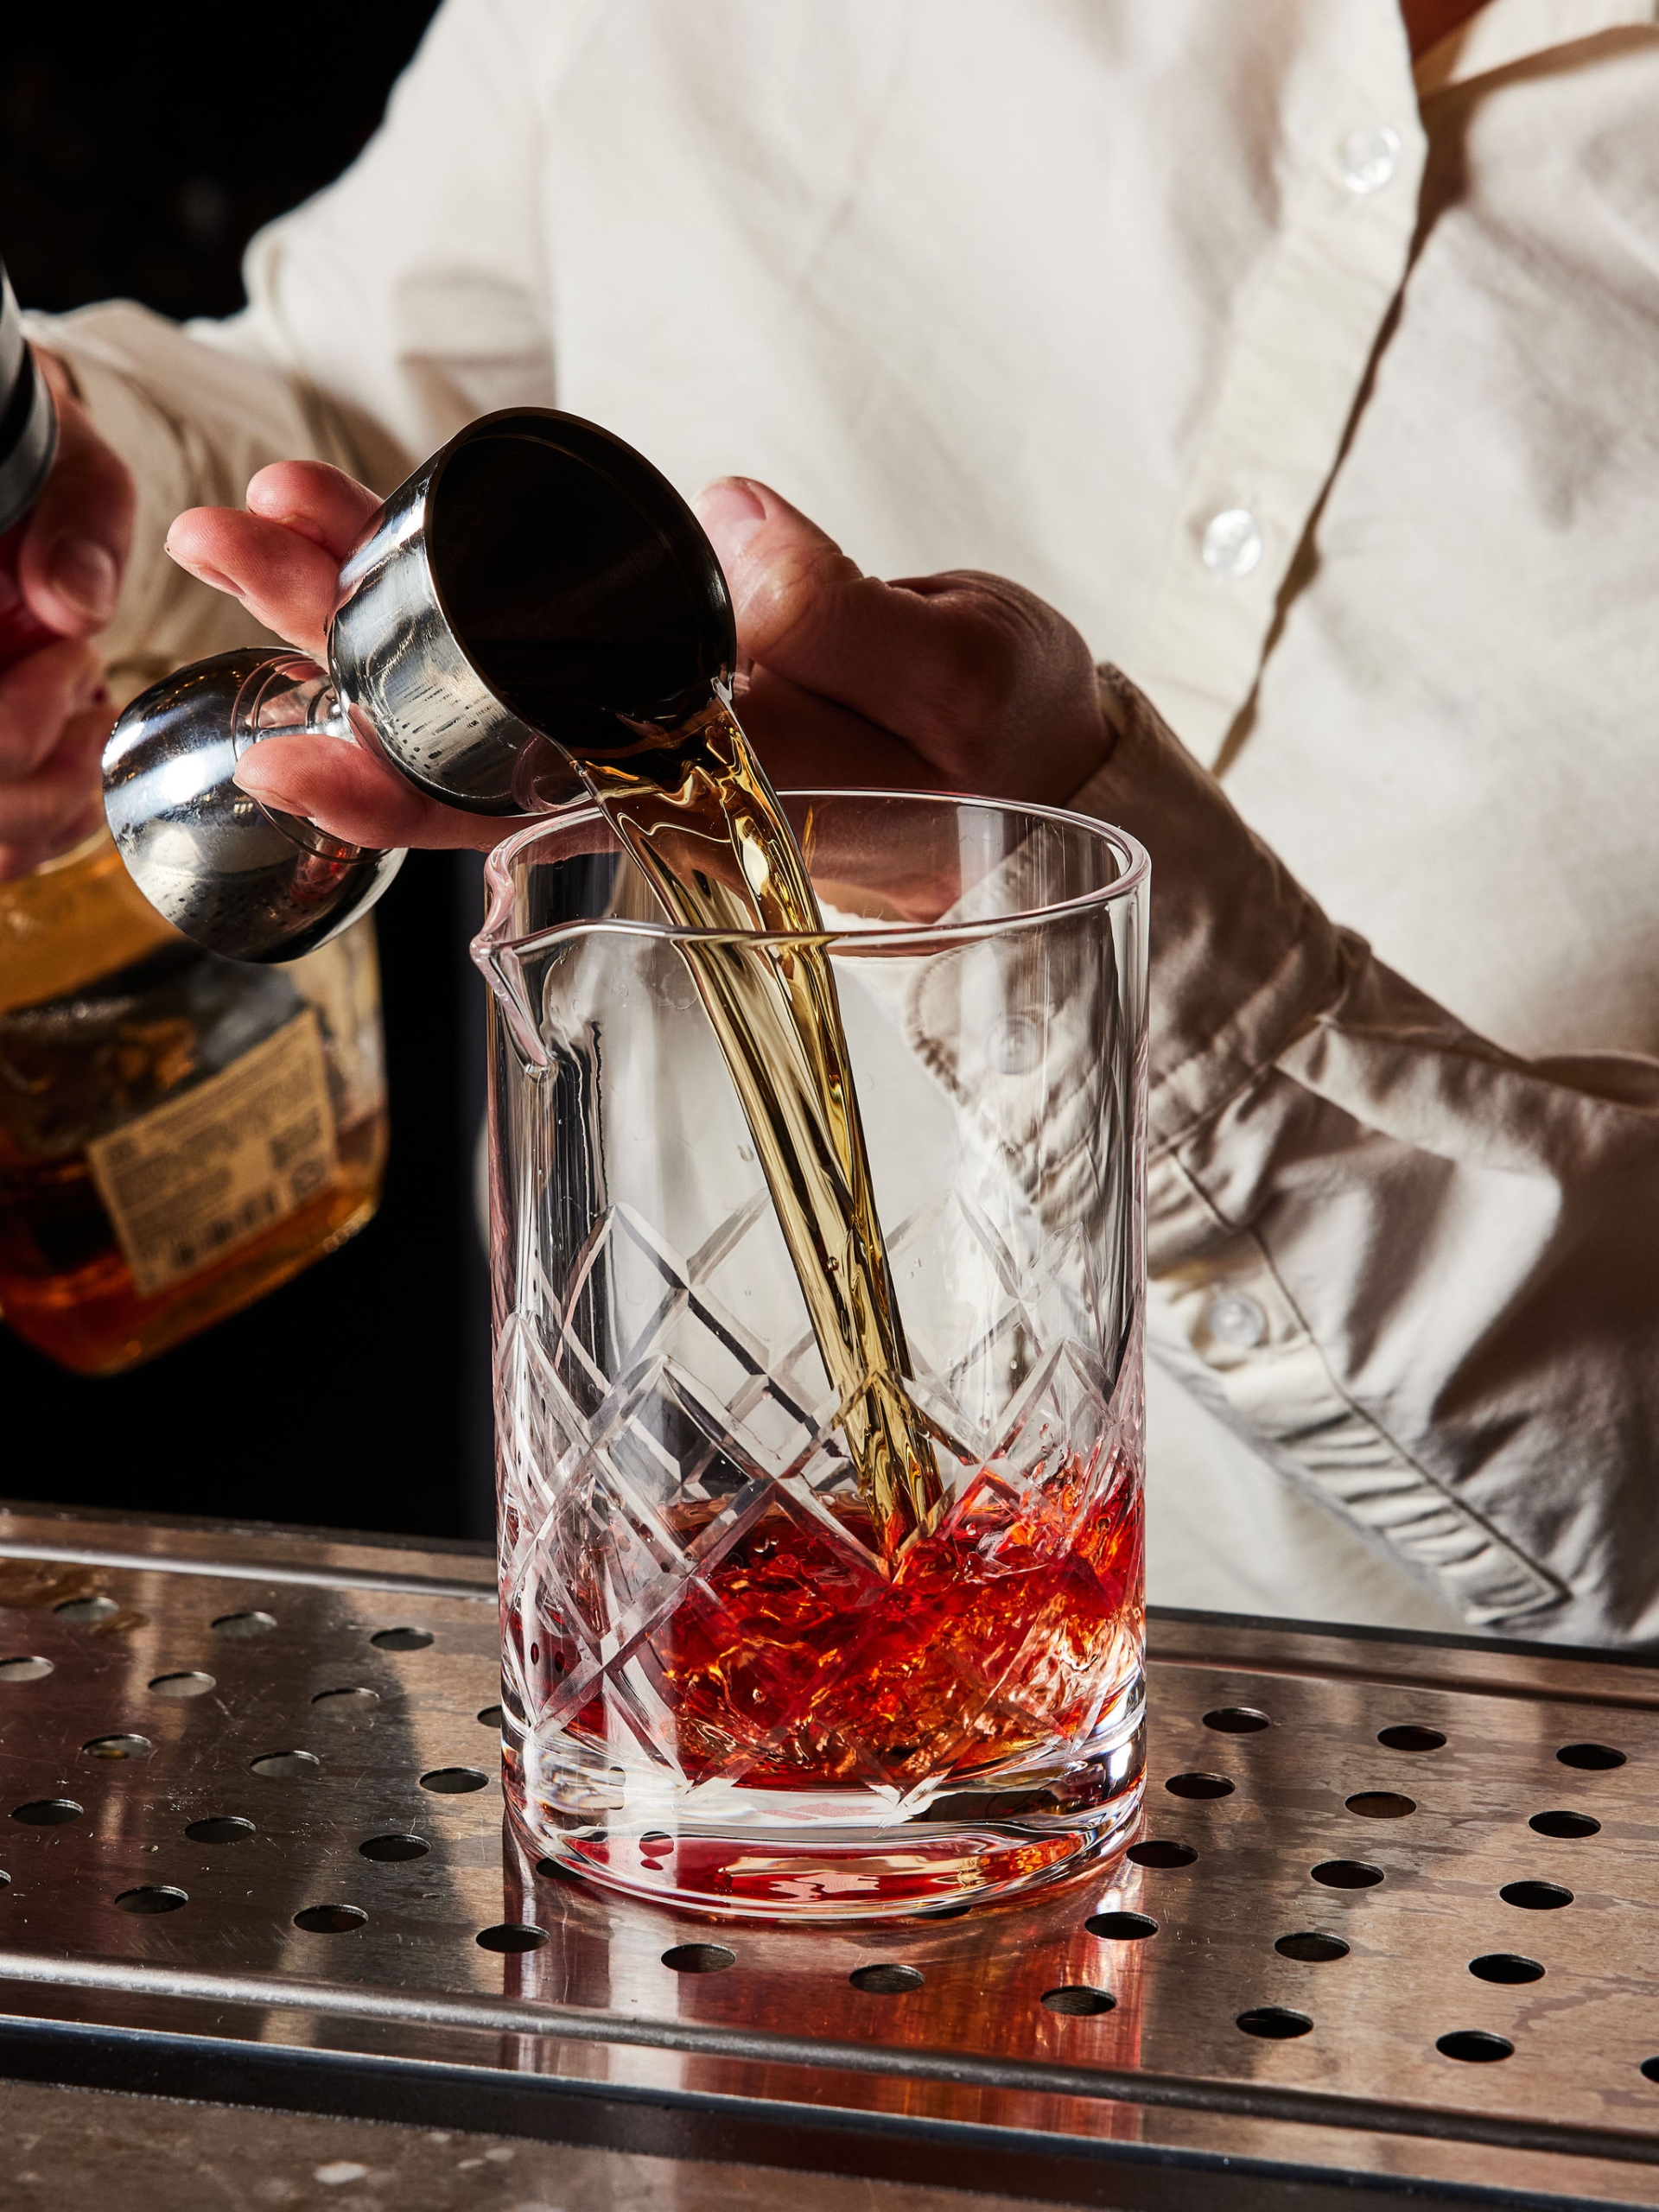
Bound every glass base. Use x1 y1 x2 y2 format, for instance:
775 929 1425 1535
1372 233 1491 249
507 1671 1145 1923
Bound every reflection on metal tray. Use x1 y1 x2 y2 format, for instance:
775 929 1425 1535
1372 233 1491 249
0 1499 1657 2209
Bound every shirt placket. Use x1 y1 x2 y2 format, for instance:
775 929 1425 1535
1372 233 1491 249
1122 8 1427 770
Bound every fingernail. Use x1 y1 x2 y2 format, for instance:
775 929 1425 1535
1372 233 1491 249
693 478 766 559
48 536 119 623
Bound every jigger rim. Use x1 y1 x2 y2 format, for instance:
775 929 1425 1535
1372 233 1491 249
399 402 736 721
478 785 1148 959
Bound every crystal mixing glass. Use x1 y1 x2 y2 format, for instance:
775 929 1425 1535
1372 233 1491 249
481 791 1148 1918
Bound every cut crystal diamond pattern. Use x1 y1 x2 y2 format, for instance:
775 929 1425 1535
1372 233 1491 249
499 1185 1142 1815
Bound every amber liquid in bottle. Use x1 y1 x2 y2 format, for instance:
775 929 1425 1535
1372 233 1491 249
0 830 387 1375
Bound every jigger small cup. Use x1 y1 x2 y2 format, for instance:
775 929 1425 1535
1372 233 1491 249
102 407 734 963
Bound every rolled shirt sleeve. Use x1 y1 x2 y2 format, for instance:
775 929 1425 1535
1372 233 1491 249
1074 667 1659 1643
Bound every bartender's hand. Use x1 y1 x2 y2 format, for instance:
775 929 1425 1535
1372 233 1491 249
0 349 134 876
165 462 1113 851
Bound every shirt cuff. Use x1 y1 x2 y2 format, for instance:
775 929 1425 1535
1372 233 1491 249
22 301 304 682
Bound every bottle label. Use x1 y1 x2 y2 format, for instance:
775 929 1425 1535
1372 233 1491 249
85 1010 340 1297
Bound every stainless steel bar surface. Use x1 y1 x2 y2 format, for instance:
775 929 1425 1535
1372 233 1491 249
0 1501 1656 2209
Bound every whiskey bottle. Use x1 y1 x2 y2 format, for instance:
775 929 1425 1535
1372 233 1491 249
0 827 389 1373
0 261 389 1374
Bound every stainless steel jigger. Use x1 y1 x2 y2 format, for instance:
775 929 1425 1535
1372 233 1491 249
103 407 735 962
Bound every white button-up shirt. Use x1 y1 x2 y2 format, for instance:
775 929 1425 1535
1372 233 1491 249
29 0 1659 1642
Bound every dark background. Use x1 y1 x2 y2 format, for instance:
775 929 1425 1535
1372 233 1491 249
0 4 497 1541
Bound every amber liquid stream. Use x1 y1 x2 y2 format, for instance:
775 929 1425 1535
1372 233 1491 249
569 691 945 1558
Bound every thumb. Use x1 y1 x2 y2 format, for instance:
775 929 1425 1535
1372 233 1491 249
18 354 136 638
694 475 1021 752
694 477 969 736
694 477 862 671
693 476 1111 804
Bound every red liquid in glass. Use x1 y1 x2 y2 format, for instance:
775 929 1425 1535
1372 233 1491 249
509 1451 1141 1797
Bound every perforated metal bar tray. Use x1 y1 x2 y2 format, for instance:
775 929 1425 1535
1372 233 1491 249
0 1500 1657 2209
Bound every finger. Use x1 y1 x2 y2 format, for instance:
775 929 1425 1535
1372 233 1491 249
694 479 992 747
0 696 114 868
17 359 136 637
245 461 383 563
695 479 1108 800
165 508 340 658
232 734 505 853
0 635 105 779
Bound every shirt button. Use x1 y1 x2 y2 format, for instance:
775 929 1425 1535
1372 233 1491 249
1339 125 1401 194
1205 1290 1268 1350
1200 507 1263 581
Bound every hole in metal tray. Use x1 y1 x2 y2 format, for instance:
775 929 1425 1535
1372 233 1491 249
1128 1840 1197 1868
1166 1773 1234 1800
149 1672 213 1699
1529 1809 1599 1839
420 1766 489 1795
54 1598 118 1624
1556 1742 1624 1770
186 1816 255 1844
116 1885 187 1915
0 1657 53 1683
1086 1911 1158 1941
360 1834 429 1862
1312 1860 1384 1889
83 1734 151 1760
295 1904 367 1934
664 1943 735 1974
250 1751 321 1781
1500 1880 1572 1910
1275 1932 1348 1962
1377 1725 1446 1752
213 1611 276 1640
1346 1793 1415 1819
478 1923 548 1953
11 1799 82 1826
1202 1707 1270 1734
1470 1954 1543 1984
1438 2030 1514 2063
849 1963 924 1995
1238 2007 1312 2040
371 1627 433 1653
1042 1986 1115 2015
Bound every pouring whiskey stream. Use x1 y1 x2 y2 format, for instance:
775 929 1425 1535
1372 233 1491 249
504 692 945 1559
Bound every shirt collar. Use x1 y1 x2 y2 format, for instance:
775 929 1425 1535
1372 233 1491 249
1414 0 1659 94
